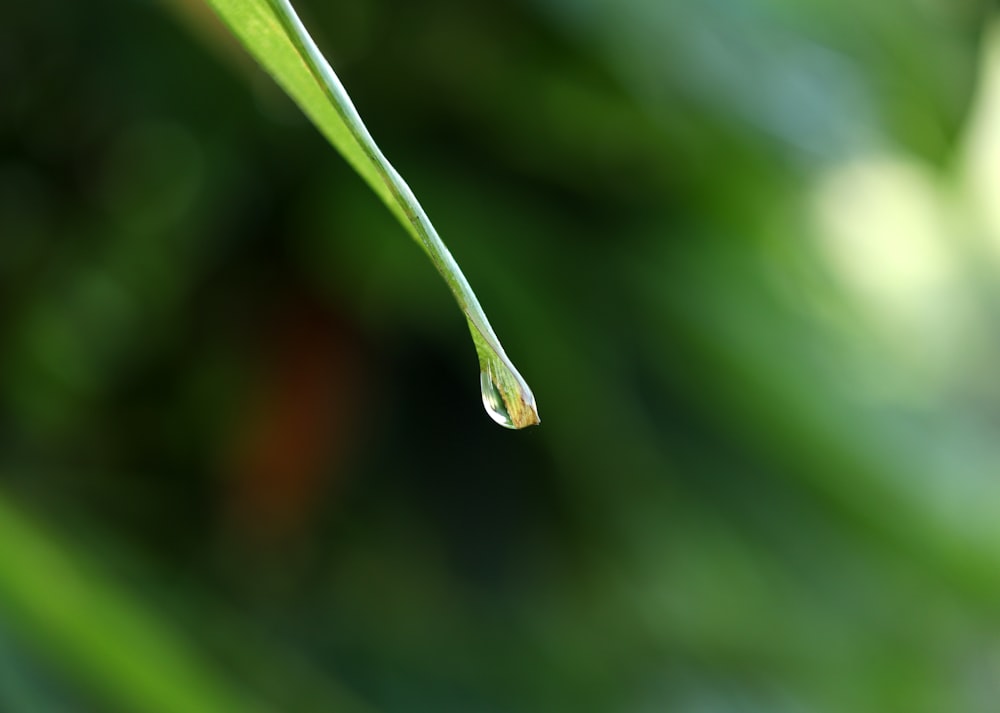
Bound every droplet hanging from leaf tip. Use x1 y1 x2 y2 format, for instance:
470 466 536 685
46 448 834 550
480 362 540 429
480 368 515 428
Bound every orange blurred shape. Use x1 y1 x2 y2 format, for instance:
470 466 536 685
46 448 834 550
224 296 365 545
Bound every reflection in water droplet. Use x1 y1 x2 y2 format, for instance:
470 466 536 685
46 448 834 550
480 367 516 428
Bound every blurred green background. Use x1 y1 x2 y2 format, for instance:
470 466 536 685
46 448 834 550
3 0 1000 710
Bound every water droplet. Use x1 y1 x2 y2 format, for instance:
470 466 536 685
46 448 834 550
481 367 516 428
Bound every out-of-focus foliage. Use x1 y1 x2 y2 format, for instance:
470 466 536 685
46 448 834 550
1 0 998 711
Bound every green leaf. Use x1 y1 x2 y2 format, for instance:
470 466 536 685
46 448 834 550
0 493 273 713
201 0 539 428
0 488 381 713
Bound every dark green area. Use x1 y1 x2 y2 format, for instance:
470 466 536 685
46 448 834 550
2 0 998 711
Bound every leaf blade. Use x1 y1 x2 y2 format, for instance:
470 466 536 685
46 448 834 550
202 0 539 428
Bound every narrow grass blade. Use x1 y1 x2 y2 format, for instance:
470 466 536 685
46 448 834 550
0 494 274 713
201 0 539 428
